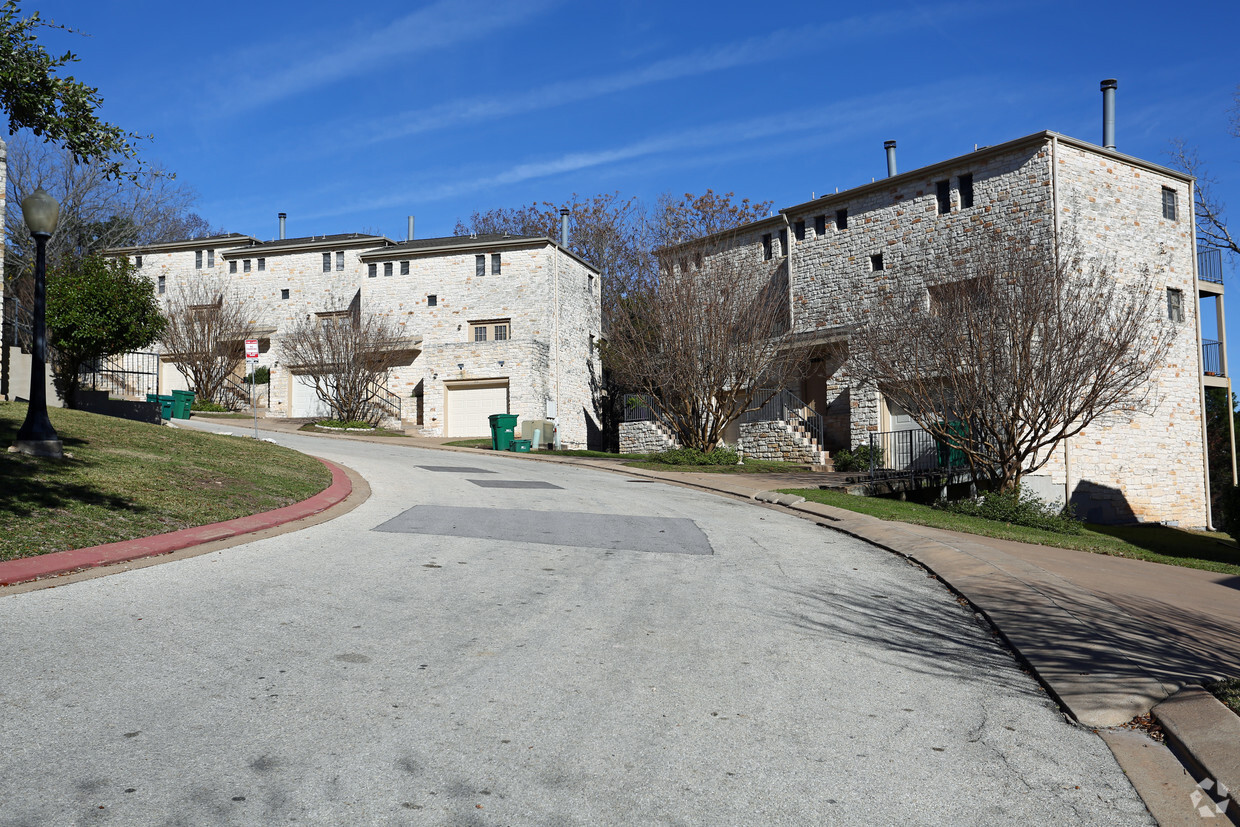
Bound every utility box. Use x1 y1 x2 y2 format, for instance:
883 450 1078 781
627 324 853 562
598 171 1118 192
521 419 555 449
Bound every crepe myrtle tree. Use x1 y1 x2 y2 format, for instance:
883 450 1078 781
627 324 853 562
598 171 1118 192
279 297 413 425
160 278 255 409
847 232 1178 492
602 232 809 452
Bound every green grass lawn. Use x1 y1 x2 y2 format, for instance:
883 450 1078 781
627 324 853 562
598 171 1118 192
297 423 408 437
779 488 1240 577
1 402 331 560
628 458 817 474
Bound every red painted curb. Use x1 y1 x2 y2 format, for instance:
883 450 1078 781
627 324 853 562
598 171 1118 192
0 458 351 587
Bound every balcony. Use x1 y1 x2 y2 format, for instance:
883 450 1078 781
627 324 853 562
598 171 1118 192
1203 339 1228 386
1199 248 1224 295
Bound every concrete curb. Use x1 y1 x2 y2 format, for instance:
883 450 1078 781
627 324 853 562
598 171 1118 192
1154 687 1240 821
0 457 351 587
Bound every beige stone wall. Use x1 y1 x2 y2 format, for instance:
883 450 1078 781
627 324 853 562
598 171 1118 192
619 420 678 454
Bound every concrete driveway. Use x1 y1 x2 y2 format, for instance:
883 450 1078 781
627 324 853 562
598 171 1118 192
0 427 1151 825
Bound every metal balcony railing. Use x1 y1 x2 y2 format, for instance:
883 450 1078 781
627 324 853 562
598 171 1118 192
739 388 826 451
1199 248 1224 285
1203 340 1225 377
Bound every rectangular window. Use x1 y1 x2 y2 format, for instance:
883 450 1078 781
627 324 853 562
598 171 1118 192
322 253 331 272
870 253 884 271
229 261 237 274
384 262 393 277
207 250 214 268
400 260 409 275
494 324 509 341
470 319 511 341
195 251 203 269
959 173 974 209
762 233 773 261
368 263 377 278
257 258 266 271
491 253 501 275
157 275 165 294
1162 187 1177 221
794 220 806 242
936 180 952 214
280 288 290 300
1167 288 1184 322
835 208 848 231
243 259 251 273
474 325 488 342
336 251 344 271
135 255 143 268
427 294 437 307
814 215 826 235
476 254 486 277
779 229 788 257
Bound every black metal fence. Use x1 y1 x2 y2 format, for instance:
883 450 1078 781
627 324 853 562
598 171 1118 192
739 388 826 449
1199 248 1224 285
1203 339 1224 377
80 351 160 399
623 394 657 422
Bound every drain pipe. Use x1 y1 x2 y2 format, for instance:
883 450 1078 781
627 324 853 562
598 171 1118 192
884 140 898 177
1101 79 1117 150
278 212 286 240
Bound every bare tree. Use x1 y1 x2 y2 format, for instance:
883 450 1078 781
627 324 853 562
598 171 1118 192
279 299 414 425
603 234 808 451
1167 85 1240 257
161 279 255 408
848 233 1178 492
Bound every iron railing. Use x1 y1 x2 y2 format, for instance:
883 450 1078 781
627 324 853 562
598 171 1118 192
868 425 970 478
1203 339 1225 377
739 388 826 451
80 351 159 399
1199 248 1224 285
217 374 251 409
365 379 401 421
623 394 658 422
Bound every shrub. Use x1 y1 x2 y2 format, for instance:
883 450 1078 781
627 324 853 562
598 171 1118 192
650 446 739 466
191 400 228 412
833 444 883 473
244 366 270 385
316 419 373 430
935 487 1083 535
1217 485 1240 534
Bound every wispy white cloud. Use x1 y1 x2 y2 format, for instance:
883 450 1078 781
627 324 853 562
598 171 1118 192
224 0 559 111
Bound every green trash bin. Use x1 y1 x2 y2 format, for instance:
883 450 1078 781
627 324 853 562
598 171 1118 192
509 439 531 453
146 393 158 404
170 389 196 420
488 413 518 451
157 395 174 421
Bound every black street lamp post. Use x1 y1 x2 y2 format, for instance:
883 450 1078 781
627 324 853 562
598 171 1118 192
14 187 63 459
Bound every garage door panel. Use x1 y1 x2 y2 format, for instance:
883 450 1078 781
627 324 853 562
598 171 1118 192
446 382 509 437
292 374 333 419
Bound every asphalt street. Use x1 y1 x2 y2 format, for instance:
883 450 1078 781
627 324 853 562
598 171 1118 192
0 426 1152 825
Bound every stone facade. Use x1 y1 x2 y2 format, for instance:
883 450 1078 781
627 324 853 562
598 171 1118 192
738 420 827 465
109 232 603 448
693 131 1212 527
619 420 679 454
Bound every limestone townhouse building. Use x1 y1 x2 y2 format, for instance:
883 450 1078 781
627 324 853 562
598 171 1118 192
107 226 603 447
663 129 1230 529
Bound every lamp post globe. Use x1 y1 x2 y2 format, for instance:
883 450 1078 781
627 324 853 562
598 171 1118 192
14 187 63 459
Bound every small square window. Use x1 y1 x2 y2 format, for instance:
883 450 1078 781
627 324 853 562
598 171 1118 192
835 208 848 231
494 324 509 341
1162 187 1177 221
258 258 265 271
814 215 826 235
1167 287 1183 322
229 261 237 274
243 259 251 273
428 294 437 307
157 275 165 294
959 173 974 209
762 233 773 261
794 220 806 242
322 253 331 273
400 260 409 275
491 253 501 275
476 254 486 277
474 325 488 342
368 263 377 278
384 262 393 277
207 250 214 267
280 288 289 300
336 251 345 271
870 253 884 271
936 180 952 214
195 250 203 269
134 255 143 268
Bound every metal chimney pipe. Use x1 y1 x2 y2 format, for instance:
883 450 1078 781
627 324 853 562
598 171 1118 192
278 212 286 240
1101 79 1117 150
884 140 897 177
407 215 415 241
559 208 570 248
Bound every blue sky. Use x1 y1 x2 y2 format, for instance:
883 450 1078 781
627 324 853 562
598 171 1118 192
24 1 1240 353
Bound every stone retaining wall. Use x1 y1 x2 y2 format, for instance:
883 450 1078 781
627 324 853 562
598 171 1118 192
620 420 679 454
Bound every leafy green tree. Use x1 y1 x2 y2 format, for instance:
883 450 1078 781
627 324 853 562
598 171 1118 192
45 254 165 407
0 1 144 180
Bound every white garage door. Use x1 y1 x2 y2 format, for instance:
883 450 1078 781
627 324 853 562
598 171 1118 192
291 374 333 419
445 381 509 437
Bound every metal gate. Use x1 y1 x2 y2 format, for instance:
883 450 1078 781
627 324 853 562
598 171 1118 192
80 351 160 399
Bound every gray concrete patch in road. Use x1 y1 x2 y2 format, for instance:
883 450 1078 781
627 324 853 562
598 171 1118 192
415 465 496 473
373 504 713 555
468 479 564 489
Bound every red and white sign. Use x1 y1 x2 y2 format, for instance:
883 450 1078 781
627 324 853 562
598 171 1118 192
245 338 259 358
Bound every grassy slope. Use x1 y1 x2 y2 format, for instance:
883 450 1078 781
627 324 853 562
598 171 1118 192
778 488 1240 577
1 402 330 560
